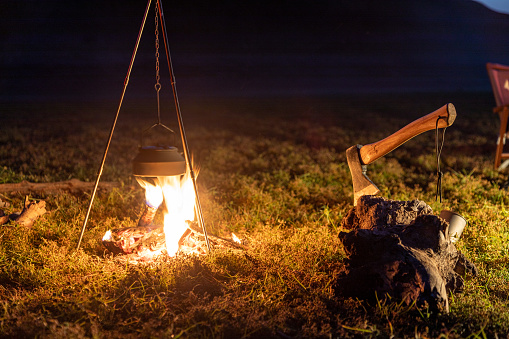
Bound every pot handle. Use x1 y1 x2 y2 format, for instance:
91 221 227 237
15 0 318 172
139 122 176 147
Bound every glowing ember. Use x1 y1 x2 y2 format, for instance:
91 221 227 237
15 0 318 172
231 232 241 244
102 230 112 241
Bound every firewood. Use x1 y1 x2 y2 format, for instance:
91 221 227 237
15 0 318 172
0 179 119 195
14 196 47 228
0 214 9 226
0 206 13 226
102 225 166 255
102 221 243 260
137 205 158 226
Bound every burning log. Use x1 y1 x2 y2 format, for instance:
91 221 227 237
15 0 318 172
102 222 242 262
0 196 46 228
102 225 168 259
137 204 159 226
334 195 477 313
117 167 214 260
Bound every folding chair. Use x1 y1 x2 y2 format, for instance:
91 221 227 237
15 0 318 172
486 62 509 169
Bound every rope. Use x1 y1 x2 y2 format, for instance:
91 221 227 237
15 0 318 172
435 116 448 203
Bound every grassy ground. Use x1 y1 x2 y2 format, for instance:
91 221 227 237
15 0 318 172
1 92 508 338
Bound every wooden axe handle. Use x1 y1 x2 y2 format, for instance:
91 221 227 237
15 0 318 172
359 103 456 165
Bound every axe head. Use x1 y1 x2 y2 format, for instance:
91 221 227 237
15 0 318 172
346 145 380 205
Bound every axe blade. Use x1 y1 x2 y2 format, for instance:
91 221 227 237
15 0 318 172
346 145 380 205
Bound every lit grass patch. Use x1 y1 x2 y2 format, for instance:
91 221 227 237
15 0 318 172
1 93 509 337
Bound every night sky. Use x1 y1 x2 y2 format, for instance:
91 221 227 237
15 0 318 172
1 0 509 103
474 0 509 14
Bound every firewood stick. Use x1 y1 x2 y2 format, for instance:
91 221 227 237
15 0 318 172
14 196 47 228
0 214 9 226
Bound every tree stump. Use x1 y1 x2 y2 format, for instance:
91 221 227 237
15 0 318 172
335 195 477 313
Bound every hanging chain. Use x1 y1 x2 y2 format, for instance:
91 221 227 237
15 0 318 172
154 5 162 125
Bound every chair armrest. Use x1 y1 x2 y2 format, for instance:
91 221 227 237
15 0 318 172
493 105 509 113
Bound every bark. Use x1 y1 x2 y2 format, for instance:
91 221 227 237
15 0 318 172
335 195 477 313
0 179 119 195
102 225 166 255
340 195 433 230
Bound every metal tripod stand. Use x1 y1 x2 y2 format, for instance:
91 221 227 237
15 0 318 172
76 0 211 253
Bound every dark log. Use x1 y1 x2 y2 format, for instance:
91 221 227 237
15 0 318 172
335 195 477 313
0 179 119 195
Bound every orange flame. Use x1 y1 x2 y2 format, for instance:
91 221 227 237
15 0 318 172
136 169 197 257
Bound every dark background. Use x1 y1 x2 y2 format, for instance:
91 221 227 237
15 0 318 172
1 0 509 103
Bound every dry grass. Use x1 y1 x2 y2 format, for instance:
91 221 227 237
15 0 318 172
1 92 509 338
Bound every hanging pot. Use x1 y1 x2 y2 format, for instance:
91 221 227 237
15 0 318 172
132 145 186 177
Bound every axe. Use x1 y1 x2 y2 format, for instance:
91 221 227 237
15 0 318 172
346 103 456 205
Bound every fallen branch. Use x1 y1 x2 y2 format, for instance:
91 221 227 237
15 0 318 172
15 196 47 228
0 213 8 226
0 179 119 195
1 196 47 228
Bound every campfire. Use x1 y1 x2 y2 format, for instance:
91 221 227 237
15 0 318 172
103 168 206 260
102 166 243 261
76 0 213 254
